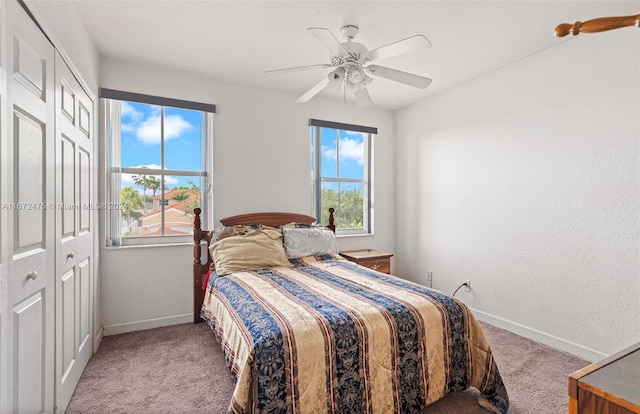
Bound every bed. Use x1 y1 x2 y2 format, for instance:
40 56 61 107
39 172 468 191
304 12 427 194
192 208 509 414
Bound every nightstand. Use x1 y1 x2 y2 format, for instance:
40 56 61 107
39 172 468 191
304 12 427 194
568 342 640 413
340 249 393 274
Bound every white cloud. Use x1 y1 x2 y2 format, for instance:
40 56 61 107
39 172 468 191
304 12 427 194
121 102 144 122
121 103 193 145
339 138 364 165
323 137 364 165
136 114 192 145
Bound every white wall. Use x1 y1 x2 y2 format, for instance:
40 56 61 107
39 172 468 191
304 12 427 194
395 30 640 361
99 59 395 333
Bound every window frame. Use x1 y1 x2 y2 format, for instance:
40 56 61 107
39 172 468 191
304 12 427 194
310 119 376 236
101 88 215 247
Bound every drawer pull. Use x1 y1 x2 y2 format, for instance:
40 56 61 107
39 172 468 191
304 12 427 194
26 271 38 281
370 264 380 270
67 252 75 259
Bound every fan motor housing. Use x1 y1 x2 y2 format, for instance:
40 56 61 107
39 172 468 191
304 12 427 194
332 41 369 66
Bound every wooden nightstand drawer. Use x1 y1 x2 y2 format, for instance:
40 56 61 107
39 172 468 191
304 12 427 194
340 249 393 274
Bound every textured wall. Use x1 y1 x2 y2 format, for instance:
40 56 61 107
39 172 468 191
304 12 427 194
395 29 640 360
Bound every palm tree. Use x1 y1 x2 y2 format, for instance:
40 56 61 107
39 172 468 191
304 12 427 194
147 176 161 199
171 188 189 202
132 169 149 213
120 186 145 224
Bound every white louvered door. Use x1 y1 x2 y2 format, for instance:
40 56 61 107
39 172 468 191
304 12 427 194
55 50 94 413
4 1 56 412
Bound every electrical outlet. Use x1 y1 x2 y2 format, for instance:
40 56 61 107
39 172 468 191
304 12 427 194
426 271 433 288
463 279 471 292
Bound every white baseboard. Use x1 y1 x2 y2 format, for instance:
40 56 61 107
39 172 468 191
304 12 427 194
94 325 104 352
103 313 192 336
470 308 607 363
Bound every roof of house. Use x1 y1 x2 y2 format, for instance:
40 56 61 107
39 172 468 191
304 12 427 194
138 200 195 220
150 188 195 200
143 226 190 236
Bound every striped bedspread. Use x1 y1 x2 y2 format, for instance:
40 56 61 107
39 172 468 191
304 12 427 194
201 256 509 414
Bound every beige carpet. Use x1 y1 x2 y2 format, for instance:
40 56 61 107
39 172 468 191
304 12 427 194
66 321 587 414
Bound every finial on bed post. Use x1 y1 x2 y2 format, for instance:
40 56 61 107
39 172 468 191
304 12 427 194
328 207 336 233
194 208 202 231
554 13 640 37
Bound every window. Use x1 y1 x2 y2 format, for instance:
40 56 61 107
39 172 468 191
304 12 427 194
310 119 376 235
102 88 215 246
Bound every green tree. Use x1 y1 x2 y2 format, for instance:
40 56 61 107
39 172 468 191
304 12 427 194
185 180 201 215
320 186 363 229
171 188 189 202
147 176 162 199
133 167 150 213
120 186 145 224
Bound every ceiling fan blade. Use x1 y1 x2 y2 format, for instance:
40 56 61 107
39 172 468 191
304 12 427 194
354 88 373 108
366 65 432 89
296 77 330 103
308 27 347 56
264 63 332 74
367 35 431 62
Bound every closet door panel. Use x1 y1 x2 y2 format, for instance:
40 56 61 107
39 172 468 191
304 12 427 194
12 30 45 101
78 258 91 349
5 2 56 412
60 133 76 237
13 110 45 251
79 146 90 231
12 291 45 413
55 50 93 413
60 268 75 381
0 1 6 412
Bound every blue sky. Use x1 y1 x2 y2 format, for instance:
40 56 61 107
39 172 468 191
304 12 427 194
317 127 366 190
120 101 202 192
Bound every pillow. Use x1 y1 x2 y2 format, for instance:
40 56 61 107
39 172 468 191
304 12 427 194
212 224 281 242
282 227 338 259
281 222 313 229
209 228 292 276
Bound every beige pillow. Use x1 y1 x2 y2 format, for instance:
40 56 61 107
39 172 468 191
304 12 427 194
209 229 292 276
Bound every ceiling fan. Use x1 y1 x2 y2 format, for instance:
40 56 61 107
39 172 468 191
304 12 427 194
265 25 432 108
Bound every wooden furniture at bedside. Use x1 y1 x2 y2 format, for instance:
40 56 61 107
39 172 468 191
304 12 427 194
340 249 393 274
568 342 640 414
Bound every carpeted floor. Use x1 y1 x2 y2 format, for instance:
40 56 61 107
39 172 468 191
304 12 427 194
66 321 587 414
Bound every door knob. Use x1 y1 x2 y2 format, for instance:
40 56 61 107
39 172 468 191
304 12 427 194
67 252 74 259
26 271 38 281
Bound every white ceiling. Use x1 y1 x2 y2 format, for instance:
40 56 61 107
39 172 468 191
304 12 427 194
71 1 639 110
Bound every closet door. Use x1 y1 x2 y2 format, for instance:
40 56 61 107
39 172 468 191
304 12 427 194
5 1 56 413
55 51 94 412
0 1 7 412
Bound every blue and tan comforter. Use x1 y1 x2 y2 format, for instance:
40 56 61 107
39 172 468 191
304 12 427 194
201 255 509 414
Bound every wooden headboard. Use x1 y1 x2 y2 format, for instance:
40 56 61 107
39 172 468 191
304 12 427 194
192 208 335 323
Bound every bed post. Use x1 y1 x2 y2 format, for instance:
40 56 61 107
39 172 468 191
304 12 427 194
193 208 205 323
327 207 335 233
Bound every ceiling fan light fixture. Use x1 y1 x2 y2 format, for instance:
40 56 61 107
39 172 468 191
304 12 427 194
347 66 365 84
327 67 345 88
279 25 432 106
